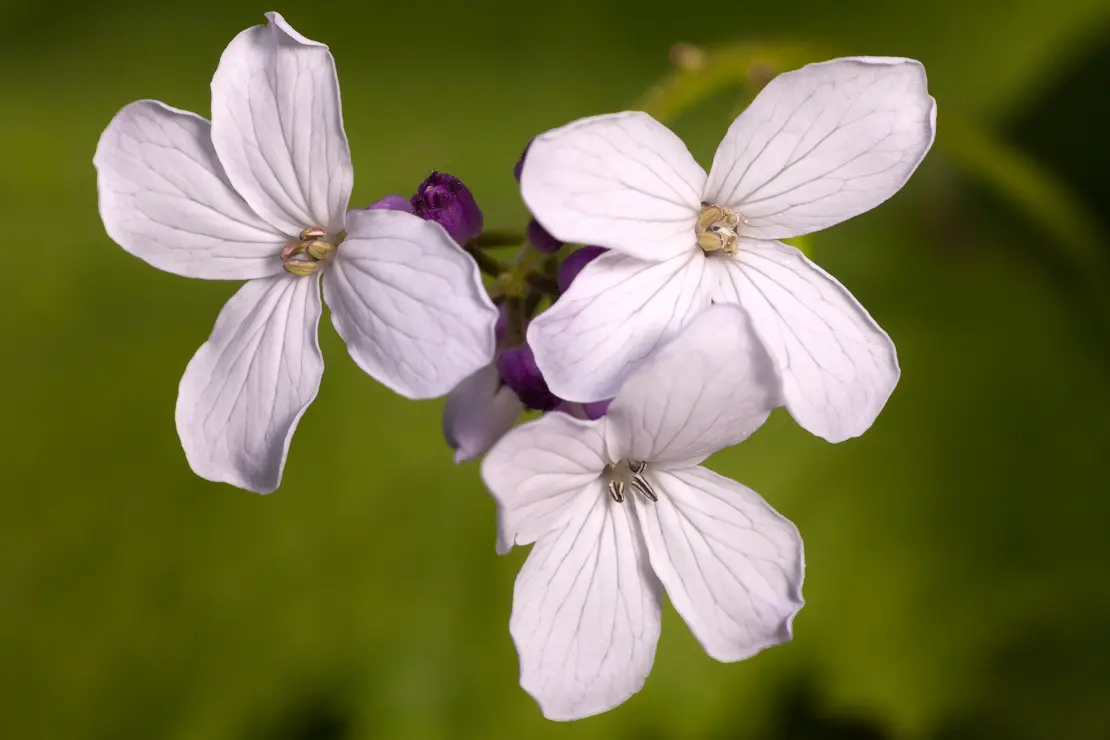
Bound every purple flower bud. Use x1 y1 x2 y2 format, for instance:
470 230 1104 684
527 219 563 254
497 343 560 411
513 140 533 182
557 246 608 293
411 171 483 245
363 194 414 213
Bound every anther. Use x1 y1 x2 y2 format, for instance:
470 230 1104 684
630 474 658 502
306 240 336 260
697 203 741 255
282 259 318 277
608 479 626 503
280 243 307 262
299 226 327 241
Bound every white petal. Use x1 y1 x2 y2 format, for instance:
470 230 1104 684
94 100 287 280
176 274 324 494
715 240 898 442
520 111 705 262
606 304 779 467
637 467 804 662
704 57 936 239
512 493 663 720
527 250 712 403
443 363 524 463
210 12 353 235
324 209 498 399
481 412 610 554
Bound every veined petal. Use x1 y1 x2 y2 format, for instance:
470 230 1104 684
704 57 936 239
511 494 663 721
443 363 524 463
714 240 898 442
527 250 712 403
606 305 778 467
520 111 705 262
210 12 353 235
94 100 287 279
324 209 498 399
482 412 609 554
638 467 804 662
176 274 324 494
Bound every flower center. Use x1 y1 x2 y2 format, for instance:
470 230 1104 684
281 227 345 277
696 203 741 256
603 459 658 504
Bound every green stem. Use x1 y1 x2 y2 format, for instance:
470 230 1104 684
525 272 560 296
505 296 525 346
465 245 507 277
471 230 525 249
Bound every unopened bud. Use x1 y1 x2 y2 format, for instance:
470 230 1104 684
527 219 563 254
497 344 560 412
411 171 484 245
557 246 607 293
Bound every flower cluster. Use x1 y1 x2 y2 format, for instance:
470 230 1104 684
95 13 935 721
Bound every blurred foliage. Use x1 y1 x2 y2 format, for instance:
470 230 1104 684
2 0 1110 739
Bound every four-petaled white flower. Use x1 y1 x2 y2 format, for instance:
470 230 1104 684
521 56 937 443
94 12 498 493
482 304 804 721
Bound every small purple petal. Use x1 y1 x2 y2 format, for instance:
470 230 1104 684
411 171 484 245
363 194 415 213
527 219 563 254
513 139 533 182
497 344 560 412
557 246 608 293
552 400 612 420
443 364 523 462
580 399 612 420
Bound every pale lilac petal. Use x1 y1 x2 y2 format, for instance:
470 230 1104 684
637 466 804 662
443 363 524 463
527 250 713 403
481 412 610 554
210 12 353 235
714 239 898 442
606 304 779 467
176 274 323 493
704 57 936 239
520 112 705 262
94 100 287 279
324 208 498 399
511 493 663 720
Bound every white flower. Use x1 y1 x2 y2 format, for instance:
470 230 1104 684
482 304 804 721
521 56 936 443
94 12 497 493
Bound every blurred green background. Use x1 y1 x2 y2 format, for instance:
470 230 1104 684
4 0 1110 737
